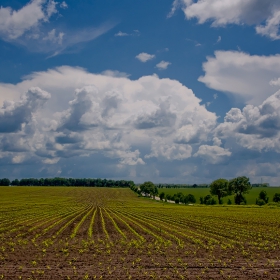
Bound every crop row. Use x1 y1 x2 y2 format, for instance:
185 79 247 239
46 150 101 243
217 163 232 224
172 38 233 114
0 187 280 279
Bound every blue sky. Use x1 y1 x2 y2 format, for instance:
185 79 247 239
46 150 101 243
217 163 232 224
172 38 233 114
0 0 280 185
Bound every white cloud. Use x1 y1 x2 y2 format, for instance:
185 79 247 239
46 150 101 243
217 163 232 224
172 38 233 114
0 66 216 170
43 29 64 45
114 30 140 37
215 90 280 153
146 140 192 161
114 31 129 37
256 10 280 40
135 52 155 63
194 145 231 164
172 0 280 40
0 0 114 55
212 137 222 146
60 1 68 9
216 36 221 43
100 70 130 78
1 66 280 183
167 0 182 18
199 51 280 105
0 0 58 40
0 87 50 133
156 61 171 70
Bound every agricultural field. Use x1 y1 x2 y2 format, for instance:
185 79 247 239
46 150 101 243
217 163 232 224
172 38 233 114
161 187 280 205
0 187 280 279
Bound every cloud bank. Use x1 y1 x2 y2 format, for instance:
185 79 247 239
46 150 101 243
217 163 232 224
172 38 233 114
0 66 280 184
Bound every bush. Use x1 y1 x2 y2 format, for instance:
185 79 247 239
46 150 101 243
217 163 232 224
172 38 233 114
258 190 269 203
267 202 280 207
159 192 165 201
184 194 196 204
227 199 232 205
234 194 247 205
273 193 280 203
203 195 217 205
256 198 266 206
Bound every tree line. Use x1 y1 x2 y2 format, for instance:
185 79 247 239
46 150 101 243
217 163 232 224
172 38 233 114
156 184 208 188
131 181 196 204
131 177 280 206
0 177 135 188
200 176 280 206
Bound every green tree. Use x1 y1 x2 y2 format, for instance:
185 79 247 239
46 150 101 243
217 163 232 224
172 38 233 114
259 190 269 203
140 181 157 198
159 192 165 201
183 194 196 204
203 195 217 205
0 178 10 186
229 176 251 205
273 193 280 203
11 179 19 186
256 190 269 206
209 178 230 204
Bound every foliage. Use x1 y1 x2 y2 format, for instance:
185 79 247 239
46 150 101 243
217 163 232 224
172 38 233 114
234 194 247 205
0 178 10 186
273 193 280 202
143 186 280 205
183 194 196 204
159 192 165 201
256 198 266 206
165 192 196 204
140 181 158 197
259 190 269 203
8 177 135 188
229 176 251 205
202 195 217 205
209 178 230 204
156 183 208 188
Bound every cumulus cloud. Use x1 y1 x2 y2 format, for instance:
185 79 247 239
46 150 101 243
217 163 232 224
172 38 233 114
146 140 192 161
194 145 231 164
0 87 50 133
170 0 280 40
0 66 217 173
199 51 280 105
136 52 155 62
156 61 171 70
215 90 280 153
1 66 280 183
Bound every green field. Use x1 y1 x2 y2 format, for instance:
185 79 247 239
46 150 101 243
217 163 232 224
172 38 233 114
160 187 280 205
0 186 280 279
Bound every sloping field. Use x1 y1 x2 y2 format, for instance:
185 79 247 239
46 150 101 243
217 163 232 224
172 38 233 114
0 187 280 279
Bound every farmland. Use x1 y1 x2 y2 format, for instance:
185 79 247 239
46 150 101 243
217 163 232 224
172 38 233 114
161 187 280 205
0 187 280 279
